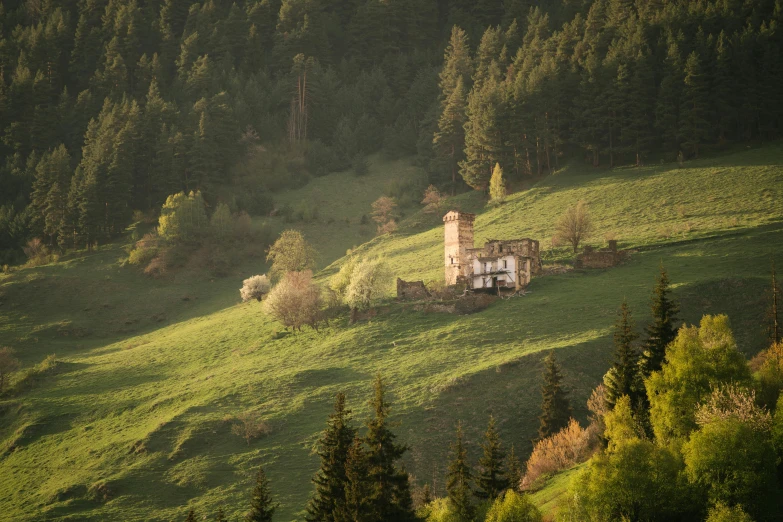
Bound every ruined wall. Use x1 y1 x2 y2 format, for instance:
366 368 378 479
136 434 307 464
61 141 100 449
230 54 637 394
576 245 626 269
444 211 475 285
397 279 430 300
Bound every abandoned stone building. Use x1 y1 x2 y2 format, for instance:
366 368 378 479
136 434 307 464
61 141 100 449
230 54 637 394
575 240 627 268
444 210 541 291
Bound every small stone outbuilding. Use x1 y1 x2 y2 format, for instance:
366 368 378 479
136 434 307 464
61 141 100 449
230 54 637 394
576 240 626 268
396 279 430 300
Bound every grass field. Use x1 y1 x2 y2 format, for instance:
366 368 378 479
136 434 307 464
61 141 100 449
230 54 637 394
0 144 782 521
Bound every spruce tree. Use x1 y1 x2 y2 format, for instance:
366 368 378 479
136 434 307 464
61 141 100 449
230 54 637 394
768 259 781 345
679 51 711 158
474 415 509 501
537 353 572 441
246 465 277 522
460 78 504 190
655 41 683 156
446 422 474 522
336 438 372 522
363 374 416 522
433 77 468 191
439 26 473 104
186 509 196 522
639 266 680 377
603 300 643 411
306 392 357 522
506 445 522 492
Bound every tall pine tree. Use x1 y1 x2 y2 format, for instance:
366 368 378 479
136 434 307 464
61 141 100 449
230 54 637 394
306 392 357 522
474 415 509 501
246 465 277 522
639 266 680 377
363 374 416 522
602 299 643 411
537 353 572 440
768 259 781 345
679 51 711 158
336 438 372 522
446 422 474 522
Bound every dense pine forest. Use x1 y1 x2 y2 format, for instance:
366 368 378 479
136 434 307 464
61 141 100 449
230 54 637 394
1 0 782 264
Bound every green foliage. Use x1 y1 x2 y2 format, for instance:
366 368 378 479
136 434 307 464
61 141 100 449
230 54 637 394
683 418 779 519
705 503 754 522
266 230 318 282
158 192 209 243
537 353 572 441
646 315 751 443
484 490 542 522
422 498 461 522
488 164 506 206
603 396 644 453
570 438 693 521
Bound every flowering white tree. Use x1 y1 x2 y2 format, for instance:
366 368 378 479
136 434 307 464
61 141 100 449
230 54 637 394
240 275 271 302
344 257 393 321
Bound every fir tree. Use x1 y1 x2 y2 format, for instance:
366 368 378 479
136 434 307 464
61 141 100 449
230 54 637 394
433 77 467 191
488 162 506 205
639 266 680 377
306 392 357 522
439 26 473 104
336 438 372 522
679 51 711 158
460 78 504 190
506 445 522 492
446 422 474 522
537 353 572 440
655 41 683 156
363 374 416 522
768 259 781 345
603 299 643 411
246 465 277 522
474 415 509 500
186 509 196 522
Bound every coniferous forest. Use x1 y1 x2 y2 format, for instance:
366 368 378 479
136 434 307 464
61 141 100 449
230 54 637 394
1 0 782 264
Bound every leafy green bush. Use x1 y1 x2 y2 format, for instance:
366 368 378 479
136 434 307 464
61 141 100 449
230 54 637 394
485 490 542 522
158 191 208 242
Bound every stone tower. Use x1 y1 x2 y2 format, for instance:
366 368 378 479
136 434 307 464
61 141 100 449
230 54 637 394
443 210 475 285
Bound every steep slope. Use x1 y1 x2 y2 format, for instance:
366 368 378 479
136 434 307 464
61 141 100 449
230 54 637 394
0 146 782 520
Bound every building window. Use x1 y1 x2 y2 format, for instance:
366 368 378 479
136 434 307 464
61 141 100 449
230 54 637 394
499 244 503 253
503 259 507 269
451 258 454 264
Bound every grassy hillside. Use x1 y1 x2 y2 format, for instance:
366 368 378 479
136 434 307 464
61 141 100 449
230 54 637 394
1 145 782 521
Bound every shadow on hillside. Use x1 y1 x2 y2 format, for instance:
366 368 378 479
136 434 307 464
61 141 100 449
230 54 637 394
398 339 609 490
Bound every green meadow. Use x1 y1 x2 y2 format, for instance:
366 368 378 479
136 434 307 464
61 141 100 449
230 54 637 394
1 144 782 521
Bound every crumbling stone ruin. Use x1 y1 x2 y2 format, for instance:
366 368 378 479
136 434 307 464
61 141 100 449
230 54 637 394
444 210 541 291
396 278 430 300
576 240 627 268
